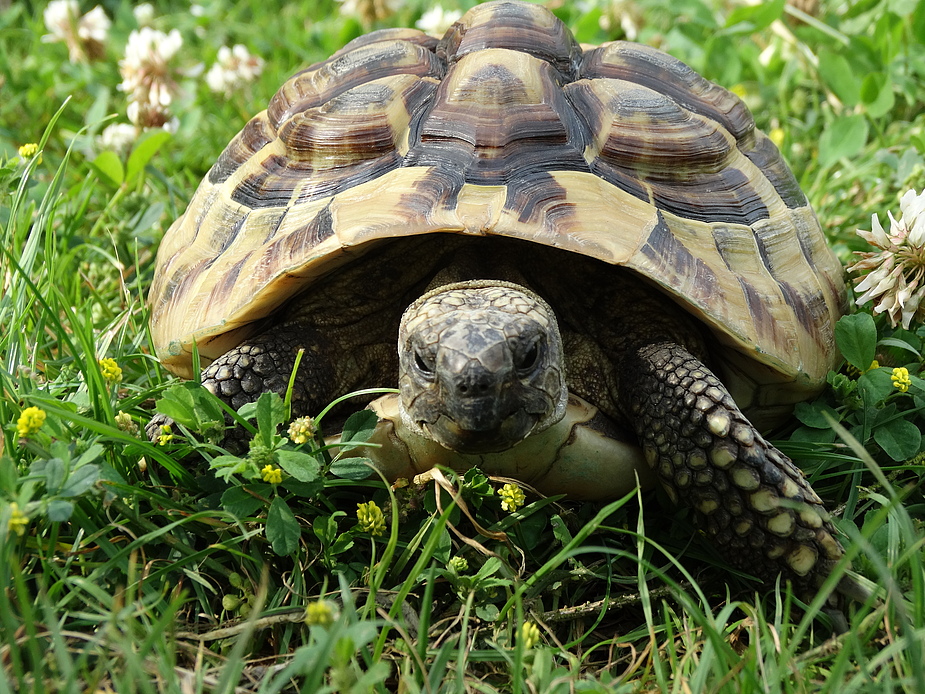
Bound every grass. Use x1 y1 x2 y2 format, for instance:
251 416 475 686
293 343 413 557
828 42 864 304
1 0 925 691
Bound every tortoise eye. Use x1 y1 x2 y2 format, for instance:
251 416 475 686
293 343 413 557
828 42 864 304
414 347 436 379
515 340 541 375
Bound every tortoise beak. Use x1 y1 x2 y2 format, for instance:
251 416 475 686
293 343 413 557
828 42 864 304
424 408 538 454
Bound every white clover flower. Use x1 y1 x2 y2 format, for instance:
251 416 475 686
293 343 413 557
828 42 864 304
206 44 265 96
98 123 137 155
120 27 183 129
849 189 925 330
133 3 155 26
416 6 462 35
43 0 110 63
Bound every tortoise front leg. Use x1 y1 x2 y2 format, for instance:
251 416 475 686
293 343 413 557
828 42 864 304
147 321 384 450
620 341 848 598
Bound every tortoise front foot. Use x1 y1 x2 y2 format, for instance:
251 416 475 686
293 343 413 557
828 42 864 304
623 342 851 600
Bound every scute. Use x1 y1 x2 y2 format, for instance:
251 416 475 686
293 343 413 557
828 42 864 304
148 0 845 428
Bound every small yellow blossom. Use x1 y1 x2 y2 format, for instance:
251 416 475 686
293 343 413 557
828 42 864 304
448 556 468 573
357 500 386 536
16 406 46 438
305 599 336 627
99 357 123 384
7 503 29 537
261 464 283 484
768 127 785 149
868 360 880 372
519 621 541 650
891 367 912 392
498 482 526 512
730 84 748 99
18 143 40 159
115 411 138 435
287 416 317 445
157 423 174 446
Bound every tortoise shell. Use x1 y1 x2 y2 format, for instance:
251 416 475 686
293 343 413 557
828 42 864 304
149 0 845 425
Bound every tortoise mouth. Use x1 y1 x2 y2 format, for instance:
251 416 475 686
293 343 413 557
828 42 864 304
423 411 537 455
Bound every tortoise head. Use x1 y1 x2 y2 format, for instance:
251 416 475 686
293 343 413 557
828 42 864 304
397 280 567 454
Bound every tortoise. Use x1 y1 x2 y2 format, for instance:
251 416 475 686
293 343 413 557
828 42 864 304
149 0 858 601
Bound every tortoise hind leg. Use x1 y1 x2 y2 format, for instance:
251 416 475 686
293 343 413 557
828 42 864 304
620 341 853 600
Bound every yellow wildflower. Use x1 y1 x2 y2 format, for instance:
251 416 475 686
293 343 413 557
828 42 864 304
18 143 40 159
498 482 526 512
730 84 748 99
305 600 336 627
519 621 541 649
99 357 123 384
157 423 174 446
7 503 28 537
768 127 785 149
448 556 468 573
16 406 46 438
261 464 283 484
891 367 912 392
357 500 386 536
287 416 316 444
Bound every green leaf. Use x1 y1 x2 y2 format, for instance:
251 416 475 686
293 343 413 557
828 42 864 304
47 499 75 523
860 72 895 118
44 458 65 495
818 115 869 168
221 486 265 517
90 150 124 188
873 419 922 461
858 368 895 405
60 464 99 497
793 402 841 428
835 313 877 370
126 129 171 185
329 457 373 480
267 497 301 556
276 449 320 482
339 409 378 451
817 50 860 107
725 0 784 32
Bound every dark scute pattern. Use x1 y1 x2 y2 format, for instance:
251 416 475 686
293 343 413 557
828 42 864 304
208 116 274 186
641 213 722 296
230 155 303 209
741 134 807 209
649 167 770 225
206 210 248 265
580 42 754 142
268 40 444 129
503 171 571 225
438 0 581 80
405 57 590 184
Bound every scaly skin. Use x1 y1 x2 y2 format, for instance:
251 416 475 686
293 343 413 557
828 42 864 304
620 342 845 597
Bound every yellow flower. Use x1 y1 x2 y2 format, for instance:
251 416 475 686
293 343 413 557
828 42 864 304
849 188 925 329
261 465 283 484
157 423 174 446
891 367 912 392
7 503 28 537
99 357 123 384
357 500 386 536
448 556 468 573
305 600 336 627
16 406 46 438
18 143 40 159
287 416 316 445
519 621 541 649
498 482 526 512
730 84 748 99
768 127 785 149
